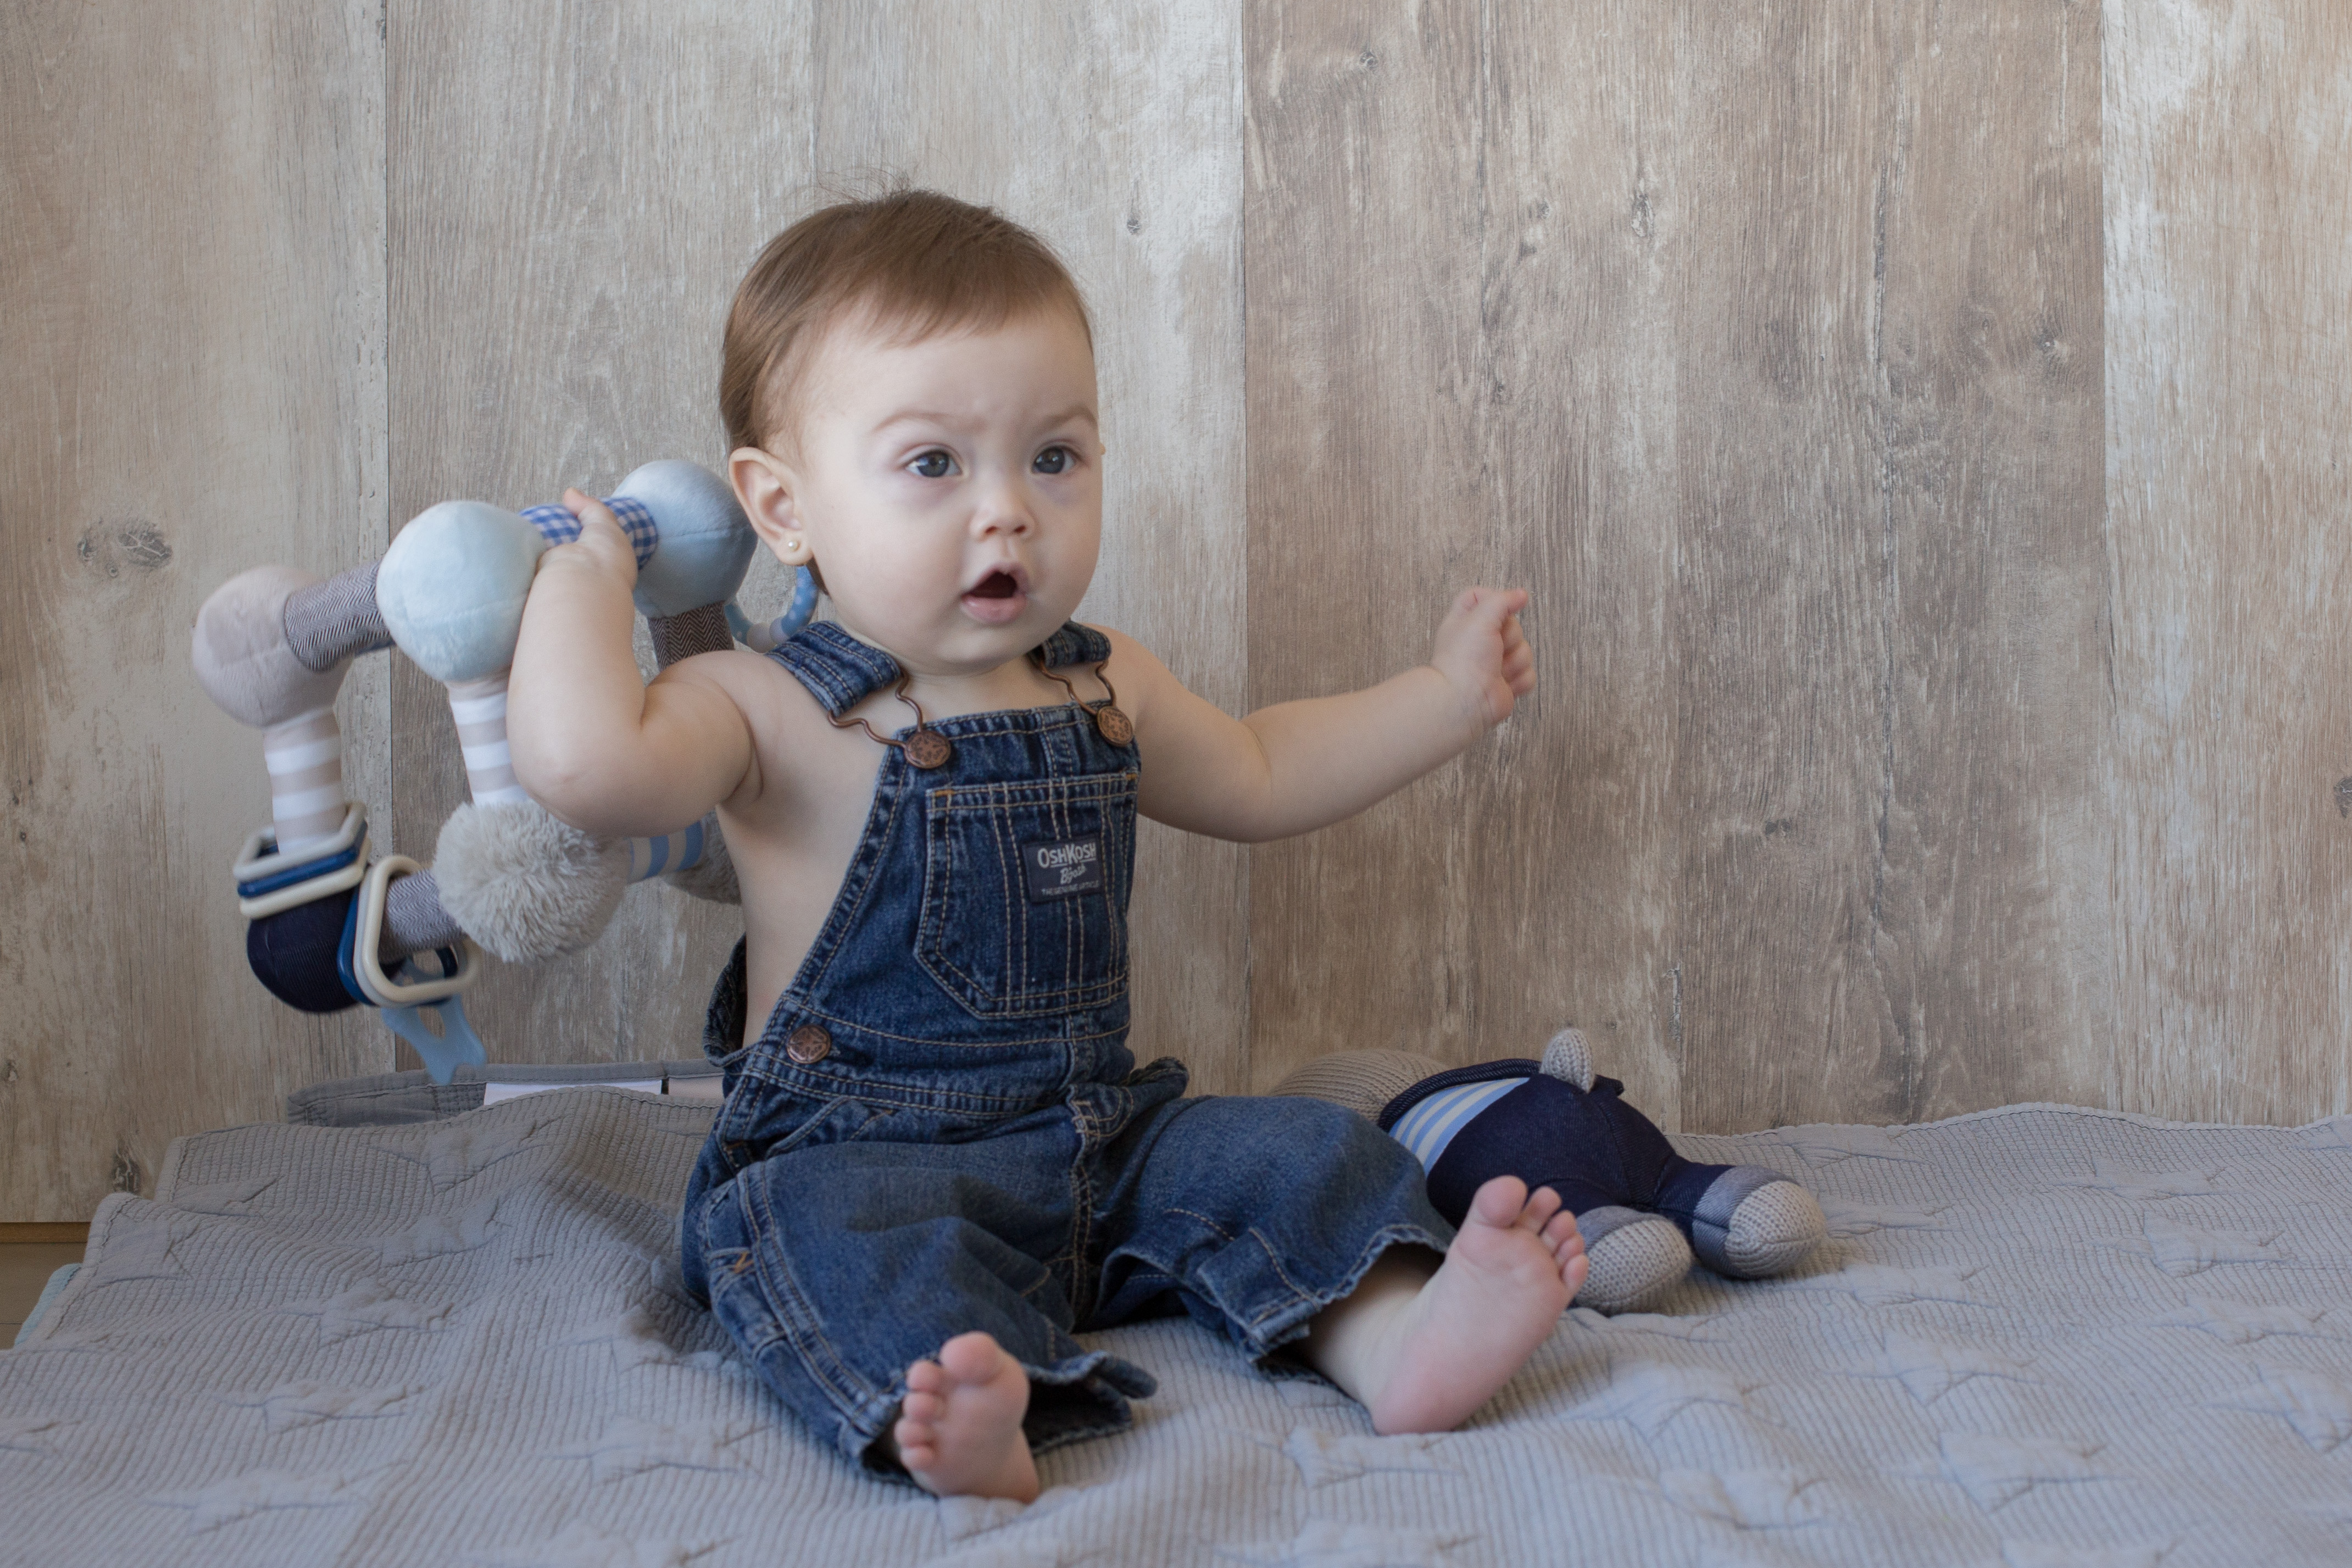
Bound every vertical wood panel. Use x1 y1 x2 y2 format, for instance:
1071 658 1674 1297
808 2 1250 1089
0 1 387 1218
1243 1 1501 1089
1651 5 1898 1129
2104 0 2352 1123
1246 0 2106 1131
390 2 820 1070
1666 0 2107 1130
1866 0 2109 1120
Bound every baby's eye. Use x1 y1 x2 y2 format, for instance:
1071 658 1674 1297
1033 444 1077 476
908 449 957 479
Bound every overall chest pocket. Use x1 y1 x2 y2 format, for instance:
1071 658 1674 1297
916 772 1136 1018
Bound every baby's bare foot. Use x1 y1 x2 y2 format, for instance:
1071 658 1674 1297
1368 1176 1586 1434
893 1331 1039 1502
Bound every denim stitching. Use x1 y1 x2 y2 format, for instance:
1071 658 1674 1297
914 775 1139 1017
743 1166 876 1415
1165 1206 1238 1243
1246 1227 1316 1314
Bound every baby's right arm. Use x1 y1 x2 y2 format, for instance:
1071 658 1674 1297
508 491 760 838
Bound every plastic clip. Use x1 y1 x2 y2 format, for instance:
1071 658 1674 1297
235 803 371 918
339 855 482 1007
235 802 366 882
380 993 488 1085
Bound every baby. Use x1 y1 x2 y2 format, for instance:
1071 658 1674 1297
508 191 1584 1502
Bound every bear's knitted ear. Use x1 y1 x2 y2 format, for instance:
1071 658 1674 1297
1539 1026 1595 1092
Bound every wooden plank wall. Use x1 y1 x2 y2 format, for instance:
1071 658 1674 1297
2103 0 2352 1125
1 1 390 1220
3 0 2346 1217
1244 0 2111 1128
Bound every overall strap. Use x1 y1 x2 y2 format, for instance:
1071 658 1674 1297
768 620 1109 717
768 622 902 718
1033 621 1112 669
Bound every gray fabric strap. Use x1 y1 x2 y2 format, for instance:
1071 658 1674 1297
285 560 392 672
381 867 466 958
649 602 735 667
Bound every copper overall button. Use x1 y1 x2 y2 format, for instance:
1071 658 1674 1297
902 729 953 770
786 1024 833 1065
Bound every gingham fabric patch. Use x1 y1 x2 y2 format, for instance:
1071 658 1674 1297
520 494 658 568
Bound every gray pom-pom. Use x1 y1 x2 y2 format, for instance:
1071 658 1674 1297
661 813 741 905
434 800 629 962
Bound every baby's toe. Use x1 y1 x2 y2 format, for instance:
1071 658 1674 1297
1467 1175 1532 1228
1562 1250 1591 1294
938 1331 1007 1383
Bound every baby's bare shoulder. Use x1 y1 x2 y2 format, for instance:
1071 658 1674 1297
1088 625 1201 715
652 648 854 801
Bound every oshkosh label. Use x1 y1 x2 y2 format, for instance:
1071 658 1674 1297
1022 835 1105 902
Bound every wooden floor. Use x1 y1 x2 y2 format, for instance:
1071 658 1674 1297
1 1230 87 1344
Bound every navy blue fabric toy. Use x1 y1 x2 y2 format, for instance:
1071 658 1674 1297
1274 1030 1826 1314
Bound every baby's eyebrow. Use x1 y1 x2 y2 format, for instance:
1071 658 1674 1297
871 404 1099 436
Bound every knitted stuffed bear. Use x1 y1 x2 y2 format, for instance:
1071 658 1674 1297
1272 1030 1826 1314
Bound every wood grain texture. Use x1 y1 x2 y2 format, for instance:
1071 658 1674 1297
807 2 1250 1088
0 0 387 1220
1244 0 2108 1131
2103 0 2352 1124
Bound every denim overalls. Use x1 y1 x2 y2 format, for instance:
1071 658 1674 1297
679 621 1451 1475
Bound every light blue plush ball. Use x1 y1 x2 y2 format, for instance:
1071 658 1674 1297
621 459 757 619
378 501 549 684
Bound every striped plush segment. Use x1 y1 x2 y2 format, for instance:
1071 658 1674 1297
1389 1075 1530 1171
519 495 658 568
447 674 527 805
626 819 705 882
262 707 347 852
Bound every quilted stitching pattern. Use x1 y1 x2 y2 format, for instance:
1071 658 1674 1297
8 1095 2352 1563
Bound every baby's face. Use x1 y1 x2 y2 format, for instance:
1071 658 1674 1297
767 307 1103 677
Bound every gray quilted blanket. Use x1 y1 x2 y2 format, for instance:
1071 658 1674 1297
7 1089 2352 1566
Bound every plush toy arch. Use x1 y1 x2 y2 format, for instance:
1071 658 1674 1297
192 460 816 1081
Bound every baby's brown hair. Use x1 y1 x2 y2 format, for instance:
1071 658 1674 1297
720 190 1093 457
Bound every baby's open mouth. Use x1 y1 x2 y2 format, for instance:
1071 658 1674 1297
968 570 1020 600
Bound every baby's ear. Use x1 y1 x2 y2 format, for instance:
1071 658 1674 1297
729 446 797 546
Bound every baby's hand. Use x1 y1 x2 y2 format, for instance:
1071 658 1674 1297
550 487 639 586
1430 587 1534 729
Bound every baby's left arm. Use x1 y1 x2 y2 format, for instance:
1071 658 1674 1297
1115 587 1533 842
